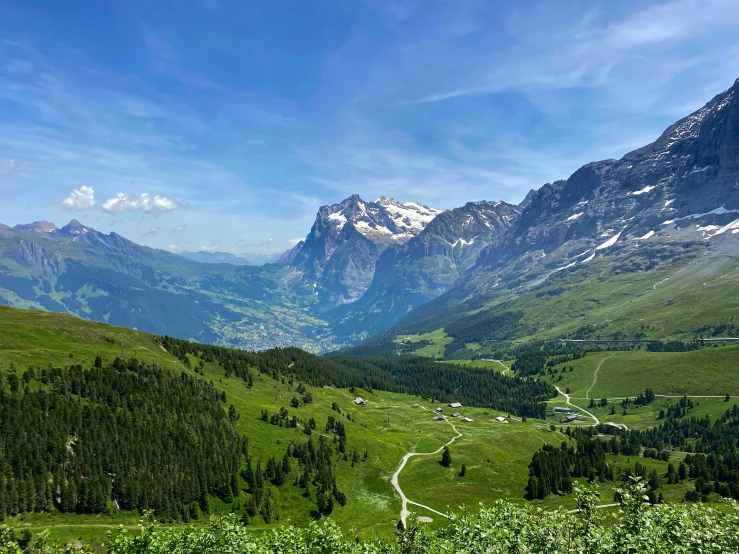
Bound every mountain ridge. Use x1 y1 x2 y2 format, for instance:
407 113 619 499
373 77 739 353
2 78 739 352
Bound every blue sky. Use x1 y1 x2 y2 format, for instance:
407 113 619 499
1 0 738 255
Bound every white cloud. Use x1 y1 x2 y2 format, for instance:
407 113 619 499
102 192 178 214
62 186 96 211
200 245 219 252
172 224 187 232
1 159 18 177
144 227 160 236
288 238 304 247
168 244 183 253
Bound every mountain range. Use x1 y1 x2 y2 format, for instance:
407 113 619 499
2 77 739 353
178 250 282 266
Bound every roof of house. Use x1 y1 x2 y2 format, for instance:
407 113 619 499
495 416 507 422
461 417 473 422
553 406 574 412
452 412 461 417
449 402 462 408
353 397 366 404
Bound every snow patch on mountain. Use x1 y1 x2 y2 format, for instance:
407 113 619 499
328 212 348 230
596 230 623 250
667 206 739 223
629 185 656 196
375 197 443 234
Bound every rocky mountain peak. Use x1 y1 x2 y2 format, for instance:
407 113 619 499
13 221 58 233
472 76 739 277
283 194 443 304
518 189 537 209
58 219 94 238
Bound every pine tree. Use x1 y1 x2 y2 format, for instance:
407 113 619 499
441 446 452 468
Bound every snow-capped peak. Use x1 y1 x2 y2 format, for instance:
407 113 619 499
322 195 443 243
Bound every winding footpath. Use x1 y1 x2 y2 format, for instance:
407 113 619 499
391 408 463 526
491 359 512 375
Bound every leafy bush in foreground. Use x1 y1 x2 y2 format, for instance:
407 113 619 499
3 483 739 553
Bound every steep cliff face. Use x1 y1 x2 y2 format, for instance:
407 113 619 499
284 194 443 303
9 241 66 275
475 78 739 273
330 201 521 339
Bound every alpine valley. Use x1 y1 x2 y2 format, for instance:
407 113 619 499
2 79 739 354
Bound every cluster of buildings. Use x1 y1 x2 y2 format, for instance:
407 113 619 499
549 406 585 423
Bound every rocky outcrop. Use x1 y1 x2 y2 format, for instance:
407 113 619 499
10 241 65 275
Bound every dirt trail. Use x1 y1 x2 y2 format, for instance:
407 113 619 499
491 359 512 375
586 354 615 399
391 408 462 526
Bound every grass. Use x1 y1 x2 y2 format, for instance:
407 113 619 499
0 307 546 547
566 396 739 431
511 242 739 342
0 305 180 370
392 244 739 358
399 413 560 519
542 346 739 398
395 329 452 358
439 359 514 373
2 306 737 549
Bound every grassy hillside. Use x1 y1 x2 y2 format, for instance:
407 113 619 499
0 307 554 549
379 240 739 359
2 306 738 551
542 347 739 398
0 305 180 369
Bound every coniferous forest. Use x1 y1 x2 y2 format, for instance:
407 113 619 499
0 354 355 524
163 336 556 417
0 361 241 520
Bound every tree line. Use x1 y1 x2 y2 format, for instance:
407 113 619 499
331 355 555 418
525 403 739 503
161 336 556 417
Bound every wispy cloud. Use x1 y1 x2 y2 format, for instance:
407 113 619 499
236 237 274 252
1 159 19 177
140 26 224 90
405 0 739 106
2 0 738 251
